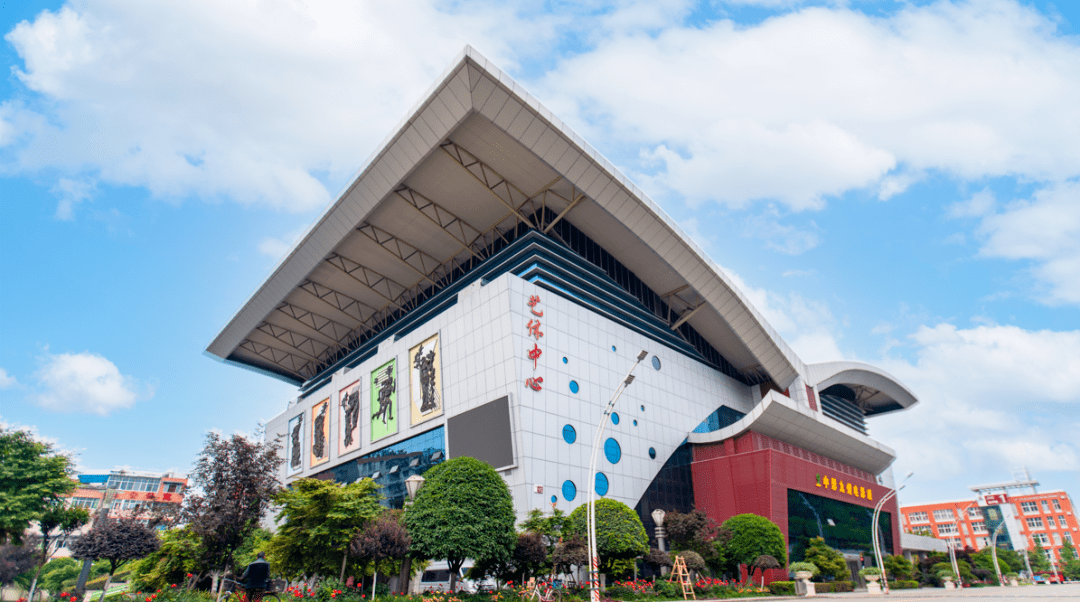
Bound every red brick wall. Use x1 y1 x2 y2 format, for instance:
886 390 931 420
692 431 901 557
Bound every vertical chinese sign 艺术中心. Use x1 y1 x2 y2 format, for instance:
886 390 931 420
525 294 544 392
371 359 398 442
410 334 443 426
286 413 304 476
310 398 330 467
339 380 361 456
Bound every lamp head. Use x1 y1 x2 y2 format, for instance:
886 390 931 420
625 375 635 386
651 509 666 526
637 350 648 361
404 474 425 500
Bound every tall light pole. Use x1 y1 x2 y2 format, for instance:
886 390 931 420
949 500 979 588
872 471 912 595
398 475 425 595
588 350 648 602
990 521 1006 586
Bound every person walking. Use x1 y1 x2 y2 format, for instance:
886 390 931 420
242 552 271 602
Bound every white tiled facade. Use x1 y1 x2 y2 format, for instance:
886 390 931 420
266 272 754 519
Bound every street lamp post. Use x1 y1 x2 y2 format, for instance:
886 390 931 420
398 475 425 595
587 350 648 602
652 509 668 576
871 471 912 595
990 521 1006 586
949 500 980 588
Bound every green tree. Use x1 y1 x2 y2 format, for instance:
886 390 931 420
71 518 160 601
129 526 204 591
883 554 914 580
566 499 649 574
404 457 516 592
35 557 82 594
719 514 787 575
27 502 90 600
1028 541 1051 573
519 508 568 556
0 428 77 545
268 478 382 580
801 537 846 582
1059 540 1080 580
183 433 281 592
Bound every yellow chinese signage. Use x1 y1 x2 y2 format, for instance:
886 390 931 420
815 473 873 502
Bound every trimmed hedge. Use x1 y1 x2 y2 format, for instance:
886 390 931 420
889 580 919 590
813 581 854 593
767 581 795 596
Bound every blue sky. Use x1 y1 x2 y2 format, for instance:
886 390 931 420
1 0 1079 506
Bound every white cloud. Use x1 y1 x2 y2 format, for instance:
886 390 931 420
0 0 561 212
541 0 1080 210
742 210 821 255
34 351 151 415
257 227 308 260
51 177 95 220
875 323 1080 482
949 188 996 218
0 368 17 388
969 180 1080 304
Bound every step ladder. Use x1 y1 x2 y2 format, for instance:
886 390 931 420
668 555 695 600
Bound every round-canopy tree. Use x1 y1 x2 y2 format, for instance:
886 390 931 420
404 457 516 592
566 499 648 573
801 537 846 582
71 518 160 601
720 514 786 574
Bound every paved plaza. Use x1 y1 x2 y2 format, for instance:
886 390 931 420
806 584 1080 600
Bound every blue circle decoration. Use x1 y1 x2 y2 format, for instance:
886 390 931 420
595 472 609 496
640 405 645 412
633 420 638 426
611 412 620 425
562 480 577 501
648 447 657 459
569 380 580 394
562 357 568 364
652 356 661 370
604 438 622 464
612 345 617 352
562 424 577 444
551 495 558 504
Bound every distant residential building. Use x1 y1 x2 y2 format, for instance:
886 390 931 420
50 470 187 558
901 489 1079 569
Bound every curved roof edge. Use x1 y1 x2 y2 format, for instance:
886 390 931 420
688 390 898 475
206 46 806 388
807 361 918 416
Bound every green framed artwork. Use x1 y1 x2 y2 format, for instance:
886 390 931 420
371 358 397 442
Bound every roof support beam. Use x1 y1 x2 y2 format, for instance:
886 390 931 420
238 340 315 379
671 303 706 330
356 223 442 288
297 280 376 326
543 191 585 234
272 302 352 347
394 187 484 260
440 142 536 227
324 254 408 310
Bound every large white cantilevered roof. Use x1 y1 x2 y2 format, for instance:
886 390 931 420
206 47 806 387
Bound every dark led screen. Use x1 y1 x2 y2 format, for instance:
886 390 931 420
447 396 514 469
788 489 892 563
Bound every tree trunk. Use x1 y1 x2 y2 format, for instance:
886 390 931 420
340 550 349 583
371 571 377 601
397 557 412 595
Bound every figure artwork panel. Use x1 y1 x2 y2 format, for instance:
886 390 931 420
371 358 398 442
286 413 304 476
310 399 330 467
338 380 362 456
409 333 443 426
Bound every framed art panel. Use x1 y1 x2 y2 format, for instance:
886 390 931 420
338 380 361 456
409 333 443 426
371 359 398 442
286 413 304 476
310 398 330 467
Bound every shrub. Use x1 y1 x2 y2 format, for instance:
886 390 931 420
814 581 854 593
890 580 919 589
789 561 818 576
767 581 795 596
858 567 881 577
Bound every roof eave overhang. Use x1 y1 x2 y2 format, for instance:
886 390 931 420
807 360 918 417
206 46 804 388
687 390 898 475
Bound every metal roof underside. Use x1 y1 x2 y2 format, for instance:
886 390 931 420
806 361 918 417
206 47 803 387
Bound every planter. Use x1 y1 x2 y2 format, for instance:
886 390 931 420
864 574 880 582
794 571 813 581
943 577 956 591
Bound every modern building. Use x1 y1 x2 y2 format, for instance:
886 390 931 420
901 486 1079 567
49 470 187 558
206 47 918 570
